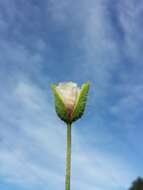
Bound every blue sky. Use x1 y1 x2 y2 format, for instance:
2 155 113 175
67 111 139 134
0 0 143 189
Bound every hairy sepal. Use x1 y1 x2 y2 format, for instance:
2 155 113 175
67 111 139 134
71 83 90 123
51 85 69 123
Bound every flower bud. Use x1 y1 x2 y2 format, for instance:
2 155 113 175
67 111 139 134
51 82 90 124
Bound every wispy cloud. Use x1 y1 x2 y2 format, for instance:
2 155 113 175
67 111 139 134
0 0 143 190
0 78 137 190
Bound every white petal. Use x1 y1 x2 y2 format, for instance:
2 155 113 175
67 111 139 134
56 82 81 110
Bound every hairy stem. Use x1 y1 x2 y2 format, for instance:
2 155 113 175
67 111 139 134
65 123 72 190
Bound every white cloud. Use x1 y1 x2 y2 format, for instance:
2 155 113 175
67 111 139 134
0 0 142 190
0 79 136 190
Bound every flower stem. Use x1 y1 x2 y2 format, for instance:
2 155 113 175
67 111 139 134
65 123 72 190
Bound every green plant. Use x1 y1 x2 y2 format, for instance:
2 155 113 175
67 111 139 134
51 82 90 190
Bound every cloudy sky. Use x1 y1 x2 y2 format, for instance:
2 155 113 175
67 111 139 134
0 0 143 190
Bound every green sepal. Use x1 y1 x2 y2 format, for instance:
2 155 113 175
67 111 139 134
51 85 69 123
71 83 90 122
